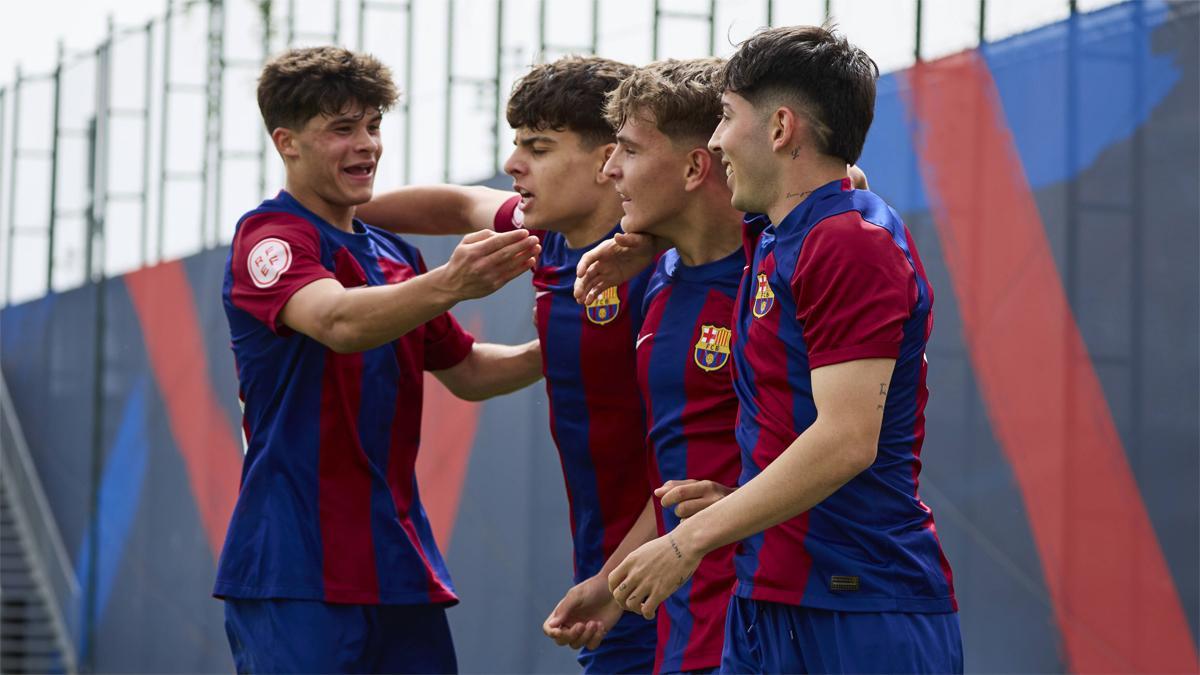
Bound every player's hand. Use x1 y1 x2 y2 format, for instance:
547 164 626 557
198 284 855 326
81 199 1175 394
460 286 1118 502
655 479 735 520
542 574 624 650
574 232 657 305
440 229 540 300
608 532 700 621
848 164 870 190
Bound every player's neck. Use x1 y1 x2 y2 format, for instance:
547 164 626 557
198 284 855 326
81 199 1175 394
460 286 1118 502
285 179 356 232
665 188 743 267
765 154 847 226
560 197 625 250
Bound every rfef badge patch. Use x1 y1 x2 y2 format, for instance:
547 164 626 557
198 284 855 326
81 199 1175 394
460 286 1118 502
694 324 731 372
586 286 620 325
248 237 292 288
752 272 775 317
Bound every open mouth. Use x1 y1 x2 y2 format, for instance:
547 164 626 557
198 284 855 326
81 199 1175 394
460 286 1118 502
514 185 534 207
344 162 375 180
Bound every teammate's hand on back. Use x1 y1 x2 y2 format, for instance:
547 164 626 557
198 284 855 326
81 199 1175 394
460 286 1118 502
436 229 539 300
542 574 624 651
655 479 735 520
574 232 658 305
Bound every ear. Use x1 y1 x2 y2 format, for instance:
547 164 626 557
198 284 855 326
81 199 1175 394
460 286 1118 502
768 106 800 155
683 147 712 191
272 127 299 160
595 142 617 184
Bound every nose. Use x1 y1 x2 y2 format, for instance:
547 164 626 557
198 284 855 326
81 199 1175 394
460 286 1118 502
602 152 621 180
354 125 380 154
503 150 524 177
707 121 724 155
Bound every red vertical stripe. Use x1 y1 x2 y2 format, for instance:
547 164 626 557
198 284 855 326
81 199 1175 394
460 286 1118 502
317 349 379 601
905 51 1197 673
579 283 652 560
124 262 240 559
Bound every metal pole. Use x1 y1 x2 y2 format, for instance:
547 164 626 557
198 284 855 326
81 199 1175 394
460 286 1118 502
823 0 831 25
707 0 716 56
288 0 296 45
46 43 64 293
404 0 414 183
333 0 343 45
538 0 546 60
443 0 454 182
766 0 773 27
140 21 154 267
590 0 599 54
358 0 365 49
652 0 660 60
207 0 225 247
914 0 923 63
493 0 504 176
978 0 986 44
259 0 271 199
5 67 21 305
157 0 173 262
84 33 113 668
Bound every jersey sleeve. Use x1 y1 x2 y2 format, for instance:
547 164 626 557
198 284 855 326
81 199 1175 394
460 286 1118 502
791 211 916 369
493 194 547 242
230 212 335 334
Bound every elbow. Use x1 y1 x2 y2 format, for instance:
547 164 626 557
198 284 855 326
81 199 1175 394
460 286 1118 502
321 316 372 354
847 442 878 476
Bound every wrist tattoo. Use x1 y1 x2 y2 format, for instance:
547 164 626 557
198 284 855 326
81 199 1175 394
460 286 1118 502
668 534 684 560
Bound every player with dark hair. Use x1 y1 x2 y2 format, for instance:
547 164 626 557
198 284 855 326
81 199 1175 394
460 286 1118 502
357 55 659 673
582 26 963 674
216 46 542 673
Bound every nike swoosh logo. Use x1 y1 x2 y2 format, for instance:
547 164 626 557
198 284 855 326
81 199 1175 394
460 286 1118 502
636 333 654 349
535 290 551 299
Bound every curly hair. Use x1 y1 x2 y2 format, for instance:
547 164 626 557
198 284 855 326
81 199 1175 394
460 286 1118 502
257 46 398 132
506 55 634 147
604 57 725 145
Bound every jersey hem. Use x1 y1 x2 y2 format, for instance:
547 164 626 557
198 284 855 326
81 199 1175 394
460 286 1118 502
732 580 956 614
212 581 459 606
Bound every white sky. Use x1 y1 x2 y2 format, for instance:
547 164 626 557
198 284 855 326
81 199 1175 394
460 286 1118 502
0 0 1123 304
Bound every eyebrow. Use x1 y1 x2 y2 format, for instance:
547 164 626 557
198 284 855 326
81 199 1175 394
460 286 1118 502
615 134 640 150
516 135 557 147
327 111 383 126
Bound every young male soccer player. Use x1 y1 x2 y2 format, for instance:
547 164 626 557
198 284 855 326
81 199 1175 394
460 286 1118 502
357 55 658 673
216 46 544 674
542 58 744 674
589 27 963 674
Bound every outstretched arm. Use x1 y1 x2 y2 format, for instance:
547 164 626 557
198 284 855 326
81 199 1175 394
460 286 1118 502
356 185 515 235
432 339 542 401
280 229 539 352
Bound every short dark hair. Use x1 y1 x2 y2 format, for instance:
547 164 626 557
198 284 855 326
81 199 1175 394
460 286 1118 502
506 55 634 147
721 25 878 165
257 46 398 132
605 58 725 146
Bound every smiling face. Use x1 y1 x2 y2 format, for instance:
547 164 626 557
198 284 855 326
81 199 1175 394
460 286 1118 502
708 91 776 215
502 127 614 233
603 113 692 237
278 103 383 216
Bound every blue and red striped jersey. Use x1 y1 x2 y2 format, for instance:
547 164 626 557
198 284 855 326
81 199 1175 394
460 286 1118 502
636 248 743 673
493 196 654 583
730 177 956 612
215 190 472 606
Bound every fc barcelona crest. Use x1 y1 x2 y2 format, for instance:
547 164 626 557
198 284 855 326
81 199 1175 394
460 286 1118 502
694 324 732 372
586 286 621 325
752 273 775 318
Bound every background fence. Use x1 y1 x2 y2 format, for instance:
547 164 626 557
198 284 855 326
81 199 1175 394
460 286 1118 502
0 0 1196 672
